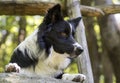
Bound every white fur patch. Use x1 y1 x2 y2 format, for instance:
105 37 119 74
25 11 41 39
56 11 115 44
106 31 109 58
16 29 41 60
73 42 82 48
5 63 21 73
34 47 71 77
73 42 83 51
49 47 71 70
69 23 73 33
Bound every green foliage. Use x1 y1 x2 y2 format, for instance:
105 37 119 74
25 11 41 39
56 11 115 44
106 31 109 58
65 62 78 74
94 23 102 53
0 15 42 72
113 0 120 3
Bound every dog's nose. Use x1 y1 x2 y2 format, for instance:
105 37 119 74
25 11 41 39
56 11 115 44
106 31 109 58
75 47 83 55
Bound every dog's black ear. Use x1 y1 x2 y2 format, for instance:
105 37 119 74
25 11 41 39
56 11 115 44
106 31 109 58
68 17 82 29
43 4 63 25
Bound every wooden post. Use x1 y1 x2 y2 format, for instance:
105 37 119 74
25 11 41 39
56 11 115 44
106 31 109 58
67 0 94 83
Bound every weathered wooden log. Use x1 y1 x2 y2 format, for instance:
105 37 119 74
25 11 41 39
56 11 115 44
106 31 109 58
0 73 77 83
0 0 120 16
67 0 94 83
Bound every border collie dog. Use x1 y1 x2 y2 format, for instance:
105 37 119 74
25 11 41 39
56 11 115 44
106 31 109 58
5 4 86 82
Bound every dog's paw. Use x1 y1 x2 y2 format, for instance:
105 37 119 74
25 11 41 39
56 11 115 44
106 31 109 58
62 73 86 82
5 63 21 73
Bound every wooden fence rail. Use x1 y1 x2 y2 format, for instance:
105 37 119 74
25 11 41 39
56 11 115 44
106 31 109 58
0 1 120 16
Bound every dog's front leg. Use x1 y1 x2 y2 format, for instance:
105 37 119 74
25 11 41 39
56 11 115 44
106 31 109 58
62 74 86 82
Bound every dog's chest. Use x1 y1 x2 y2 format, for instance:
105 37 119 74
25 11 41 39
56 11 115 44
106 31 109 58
35 49 71 77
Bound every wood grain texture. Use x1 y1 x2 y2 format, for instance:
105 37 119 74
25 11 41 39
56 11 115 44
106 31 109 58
0 73 77 83
0 1 55 15
0 0 120 16
67 0 94 83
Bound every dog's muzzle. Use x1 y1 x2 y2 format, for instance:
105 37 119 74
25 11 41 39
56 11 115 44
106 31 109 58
74 46 83 55
69 43 83 58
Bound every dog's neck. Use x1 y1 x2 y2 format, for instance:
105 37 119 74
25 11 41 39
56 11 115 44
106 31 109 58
47 46 71 70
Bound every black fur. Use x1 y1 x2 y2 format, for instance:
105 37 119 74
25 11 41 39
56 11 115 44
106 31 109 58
37 4 64 54
68 17 82 28
10 48 38 68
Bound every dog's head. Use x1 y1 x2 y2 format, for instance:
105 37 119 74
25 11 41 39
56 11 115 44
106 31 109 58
38 4 83 58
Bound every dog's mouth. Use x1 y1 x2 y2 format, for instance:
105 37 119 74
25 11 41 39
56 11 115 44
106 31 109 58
53 44 83 58
53 47 83 59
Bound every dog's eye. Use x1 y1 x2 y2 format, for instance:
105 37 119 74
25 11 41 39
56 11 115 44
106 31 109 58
60 32 68 38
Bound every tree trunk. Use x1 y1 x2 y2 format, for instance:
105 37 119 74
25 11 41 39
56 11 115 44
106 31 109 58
81 0 101 83
95 0 120 82
98 15 120 83
67 0 94 83
84 17 101 83
0 30 9 47
18 16 26 44
101 46 113 83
